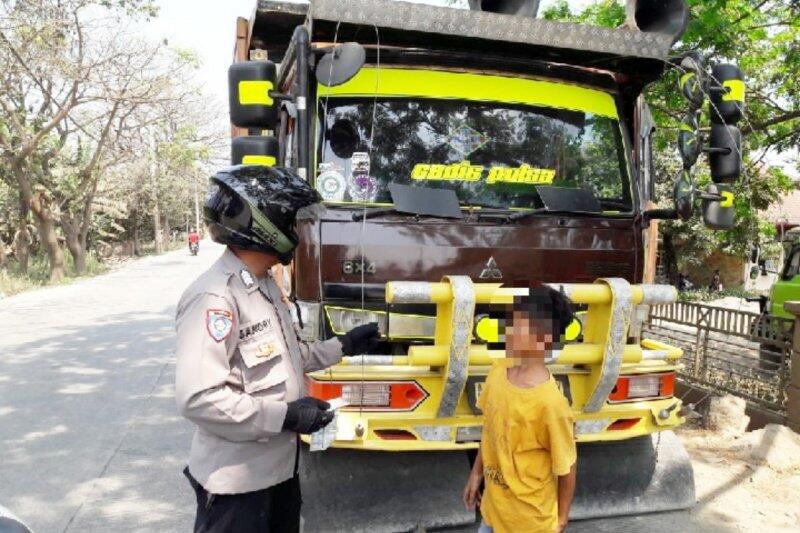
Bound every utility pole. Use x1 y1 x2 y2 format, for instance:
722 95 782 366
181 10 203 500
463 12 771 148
194 175 201 236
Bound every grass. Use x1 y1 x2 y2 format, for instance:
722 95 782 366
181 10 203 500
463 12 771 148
0 250 109 297
0 239 185 298
678 287 761 303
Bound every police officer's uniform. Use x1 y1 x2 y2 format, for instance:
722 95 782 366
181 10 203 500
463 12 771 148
174 165 379 533
175 248 342 529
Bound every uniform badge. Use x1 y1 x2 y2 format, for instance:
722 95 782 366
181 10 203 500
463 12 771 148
257 343 276 358
206 309 233 342
240 269 255 288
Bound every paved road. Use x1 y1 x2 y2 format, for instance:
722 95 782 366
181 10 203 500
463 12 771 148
0 244 716 533
0 243 221 532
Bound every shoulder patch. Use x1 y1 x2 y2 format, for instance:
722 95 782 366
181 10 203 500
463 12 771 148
207 309 234 342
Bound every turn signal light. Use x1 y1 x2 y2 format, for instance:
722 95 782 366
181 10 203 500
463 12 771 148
306 378 428 411
608 418 641 431
608 372 675 403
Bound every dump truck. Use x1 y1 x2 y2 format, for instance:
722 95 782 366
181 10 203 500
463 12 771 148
225 0 746 530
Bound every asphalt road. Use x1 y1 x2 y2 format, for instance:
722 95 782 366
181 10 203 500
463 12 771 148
0 243 706 533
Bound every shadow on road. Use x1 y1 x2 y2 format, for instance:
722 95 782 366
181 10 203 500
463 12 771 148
0 308 195 532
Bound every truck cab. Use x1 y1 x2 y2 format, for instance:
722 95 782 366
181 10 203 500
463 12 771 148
225 0 743 528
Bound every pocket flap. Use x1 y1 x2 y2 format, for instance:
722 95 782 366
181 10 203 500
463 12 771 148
241 356 290 394
239 332 286 369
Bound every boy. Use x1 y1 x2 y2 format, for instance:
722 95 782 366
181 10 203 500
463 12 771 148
463 286 577 532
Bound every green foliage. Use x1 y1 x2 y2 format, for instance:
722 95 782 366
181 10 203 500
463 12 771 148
544 0 800 279
0 249 108 296
677 286 759 302
541 0 624 28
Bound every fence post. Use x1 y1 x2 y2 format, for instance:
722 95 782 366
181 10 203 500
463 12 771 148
781 301 800 432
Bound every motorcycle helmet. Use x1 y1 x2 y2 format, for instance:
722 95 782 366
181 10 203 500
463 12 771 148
204 165 322 265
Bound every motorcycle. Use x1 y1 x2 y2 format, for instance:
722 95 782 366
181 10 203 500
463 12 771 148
189 242 199 256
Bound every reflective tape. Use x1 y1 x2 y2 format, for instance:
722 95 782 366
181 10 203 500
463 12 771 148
238 80 274 105
320 67 619 119
242 155 276 167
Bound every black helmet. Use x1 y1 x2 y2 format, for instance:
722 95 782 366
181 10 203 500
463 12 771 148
204 165 322 264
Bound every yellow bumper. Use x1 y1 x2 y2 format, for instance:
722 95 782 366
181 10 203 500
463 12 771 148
306 278 685 451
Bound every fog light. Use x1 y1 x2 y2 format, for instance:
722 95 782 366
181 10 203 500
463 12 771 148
628 375 661 399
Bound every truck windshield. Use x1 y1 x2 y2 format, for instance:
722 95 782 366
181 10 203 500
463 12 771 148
316 98 631 211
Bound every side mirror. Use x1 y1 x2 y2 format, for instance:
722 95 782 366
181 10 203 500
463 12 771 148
673 172 694 220
231 136 279 166
678 111 702 169
679 53 706 108
228 61 279 129
709 63 745 125
702 183 735 230
316 42 366 87
708 124 741 182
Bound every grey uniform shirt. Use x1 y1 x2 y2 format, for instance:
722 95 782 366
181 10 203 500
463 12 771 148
175 248 342 494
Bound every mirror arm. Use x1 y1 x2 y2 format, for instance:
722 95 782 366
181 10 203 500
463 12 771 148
696 191 725 202
703 146 731 155
643 209 679 222
268 91 294 103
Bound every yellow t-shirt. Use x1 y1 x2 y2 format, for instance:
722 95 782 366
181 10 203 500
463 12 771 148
477 365 576 533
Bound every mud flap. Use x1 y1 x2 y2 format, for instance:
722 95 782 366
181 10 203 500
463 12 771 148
571 430 695 520
299 447 476 532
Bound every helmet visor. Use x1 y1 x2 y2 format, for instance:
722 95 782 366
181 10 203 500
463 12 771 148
206 183 295 254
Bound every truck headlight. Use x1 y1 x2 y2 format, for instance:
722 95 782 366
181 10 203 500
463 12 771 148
324 306 435 339
325 306 388 336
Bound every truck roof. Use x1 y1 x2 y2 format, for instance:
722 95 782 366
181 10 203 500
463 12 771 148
248 0 674 83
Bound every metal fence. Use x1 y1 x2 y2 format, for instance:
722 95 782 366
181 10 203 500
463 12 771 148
644 301 793 415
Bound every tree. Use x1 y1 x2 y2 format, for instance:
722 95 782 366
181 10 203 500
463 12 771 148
0 0 157 280
542 0 800 278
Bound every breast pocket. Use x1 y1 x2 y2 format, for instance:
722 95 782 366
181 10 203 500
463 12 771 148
238 337 290 397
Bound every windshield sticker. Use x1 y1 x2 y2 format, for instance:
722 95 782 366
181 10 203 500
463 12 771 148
317 170 346 202
445 122 488 158
487 165 556 185
348 152 378 202
412 161 483 181
412 162 555 186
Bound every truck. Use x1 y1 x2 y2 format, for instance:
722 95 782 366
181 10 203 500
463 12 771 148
226 0 746 530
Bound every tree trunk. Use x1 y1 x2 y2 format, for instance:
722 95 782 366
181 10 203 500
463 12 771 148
15 196 30 274
0 236 6 267
153 197 163 254
14 163 64 281
164 213 170 243
35 214 64 282
62 217 87 275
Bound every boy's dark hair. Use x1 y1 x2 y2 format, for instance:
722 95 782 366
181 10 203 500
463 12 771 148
510 286 575 340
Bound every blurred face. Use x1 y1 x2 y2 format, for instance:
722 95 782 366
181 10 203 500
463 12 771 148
505 311 554 360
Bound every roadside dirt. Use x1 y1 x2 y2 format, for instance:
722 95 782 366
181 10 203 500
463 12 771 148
677 415 800 531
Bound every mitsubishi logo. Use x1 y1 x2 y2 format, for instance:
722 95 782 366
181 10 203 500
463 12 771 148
479 257 503 279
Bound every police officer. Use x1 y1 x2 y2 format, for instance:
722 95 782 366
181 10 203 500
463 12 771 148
175 165 380 532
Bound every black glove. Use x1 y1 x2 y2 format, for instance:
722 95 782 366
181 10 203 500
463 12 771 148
282 397 333 434
339 322 381 356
